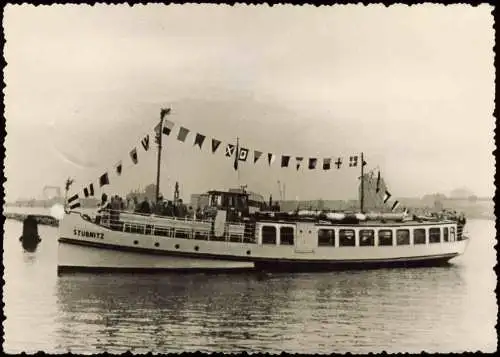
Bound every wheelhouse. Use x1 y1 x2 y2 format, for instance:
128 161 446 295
206 190 265 219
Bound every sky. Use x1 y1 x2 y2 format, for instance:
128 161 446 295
3 4 495 203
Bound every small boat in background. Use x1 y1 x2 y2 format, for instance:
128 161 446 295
19 215 42 252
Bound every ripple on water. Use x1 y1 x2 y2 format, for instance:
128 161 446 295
2 219 497 353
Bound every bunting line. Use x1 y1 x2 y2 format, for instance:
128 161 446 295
67 194 81 209
130 148 138 164
239 148 249 161
115 161 122 176
349 155 358 167
141 134 150 151
383 190 392 204
225 144 235 157
296 157 303 170
194 133 206 149
281 155 290 168
177 127 190 142
163 120 175 135
212 139 221 153
152 119 365 173
254 150 262 164
268 153 276 166
99 173 109 187
69 116 375 208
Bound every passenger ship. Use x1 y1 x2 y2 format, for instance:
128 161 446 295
57 110 469 274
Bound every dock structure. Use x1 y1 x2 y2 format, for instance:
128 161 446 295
4 212 59 227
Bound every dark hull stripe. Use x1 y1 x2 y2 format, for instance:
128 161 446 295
58 257 455 275
57 265 255 275
58 237 460 264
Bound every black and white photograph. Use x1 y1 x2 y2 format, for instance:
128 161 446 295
2 3 496 354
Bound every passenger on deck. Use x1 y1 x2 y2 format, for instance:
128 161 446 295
132 198 139 213
195 207 202 220
110 196 121 230
458 212 466 225
139 197 152 214
119 197 126 211
164 200 174 217
96 193 110 224
187 206 195 219
127 197 136 212
154 196 164 215
179 200 188 218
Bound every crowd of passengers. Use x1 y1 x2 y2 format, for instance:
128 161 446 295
96 193 205 221
410 208 467 225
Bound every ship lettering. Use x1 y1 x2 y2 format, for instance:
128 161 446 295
73 229 104 239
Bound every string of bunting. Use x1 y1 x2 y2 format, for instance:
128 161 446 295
67 116 378 208
68 109 177 204
154 119 367 172
370 169 408 214
67 128 158 206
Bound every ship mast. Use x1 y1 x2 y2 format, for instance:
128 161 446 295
156 108 171 203
236 137 240 186
174 181 180 205
64 177 73 211
360 152 365 213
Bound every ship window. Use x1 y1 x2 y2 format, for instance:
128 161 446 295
443 227 449 242
378 230 393 246
318 229 335 246
262 226 277 245
414 229 426 244
280 227 294 245
339 229 355 247
450 227 456 242
396 229 410 245
429 228 441 243
359 229 375 246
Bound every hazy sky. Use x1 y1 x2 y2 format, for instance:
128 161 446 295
4 4 495 202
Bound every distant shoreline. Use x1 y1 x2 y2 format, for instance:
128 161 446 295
3 205 494 222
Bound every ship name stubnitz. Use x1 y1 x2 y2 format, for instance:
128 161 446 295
73 229 104 239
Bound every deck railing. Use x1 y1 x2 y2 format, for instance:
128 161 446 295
92 209 258 244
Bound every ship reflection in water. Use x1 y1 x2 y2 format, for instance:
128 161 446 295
2 219 496 354
54 267 482 353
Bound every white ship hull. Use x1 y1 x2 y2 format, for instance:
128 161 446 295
58 242 255 273
57 212 469 274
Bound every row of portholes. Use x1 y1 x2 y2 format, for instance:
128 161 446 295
133 240 160 248
131 240 252 256
132 240 201 251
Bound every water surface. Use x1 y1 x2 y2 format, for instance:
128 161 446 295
2 218 497 353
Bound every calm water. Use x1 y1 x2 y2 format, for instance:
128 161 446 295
2 217 497 353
